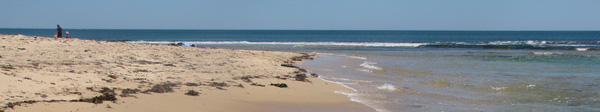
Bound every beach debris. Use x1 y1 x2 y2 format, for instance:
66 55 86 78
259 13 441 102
310 73 319 77
280 64 298 68
233 75 254 83
184 90 200 96
133 60 161 65
74 87 117 104
133 69 149 73
295 74 309 82
163 63 176 67
270 83 288 88
251 83 265 87
209 82 228 87
298 68 307 73
236 84 244 88
275 76 287 80
1 64 15 70
209 82 229 90
120 88 141 97
5 100 37 109
101 79 114 83
216 87 227 90
185 82 200 86
17 48 26 50
145 82 177 93
106 104 112 108
107 75 118 79
40 94 48 98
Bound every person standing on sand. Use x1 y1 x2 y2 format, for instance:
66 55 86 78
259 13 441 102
57 25 62 38
66 31 69 38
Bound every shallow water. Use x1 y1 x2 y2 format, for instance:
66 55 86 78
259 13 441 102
300 49 600 112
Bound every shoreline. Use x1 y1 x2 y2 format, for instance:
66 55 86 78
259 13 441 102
0 34 375 112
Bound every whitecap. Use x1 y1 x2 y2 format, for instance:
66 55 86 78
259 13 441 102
576 48 588 51
378 83 396 91
490 86 507 91
360 61 382 70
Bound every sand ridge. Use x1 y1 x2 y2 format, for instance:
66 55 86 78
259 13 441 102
0 34 374 112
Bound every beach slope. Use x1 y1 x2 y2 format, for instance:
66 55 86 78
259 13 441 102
0 34 374 112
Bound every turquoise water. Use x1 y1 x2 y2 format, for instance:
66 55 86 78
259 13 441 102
299 50 600 111
2 29 600 111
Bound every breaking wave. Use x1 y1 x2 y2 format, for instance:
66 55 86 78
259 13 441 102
126 41 424 47
126 40 600 50
360 61 382 70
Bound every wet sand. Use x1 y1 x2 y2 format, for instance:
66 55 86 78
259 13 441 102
0 34 374 112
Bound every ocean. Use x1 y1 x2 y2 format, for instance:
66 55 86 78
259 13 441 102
2 29 600 111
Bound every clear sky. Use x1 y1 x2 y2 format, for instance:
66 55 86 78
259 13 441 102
1 0 599 30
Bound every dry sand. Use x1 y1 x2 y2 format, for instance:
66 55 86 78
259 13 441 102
0 34 374 112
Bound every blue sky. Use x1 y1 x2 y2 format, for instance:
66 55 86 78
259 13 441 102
1 0 599 30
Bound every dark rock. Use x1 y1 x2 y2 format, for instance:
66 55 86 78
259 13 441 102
271 83 288 88
310 73 319 77
185 90 200 96
251 83 265 87
17 48 26 50
23 77 32 80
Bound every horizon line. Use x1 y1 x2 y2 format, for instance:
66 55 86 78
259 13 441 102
1 28 600 32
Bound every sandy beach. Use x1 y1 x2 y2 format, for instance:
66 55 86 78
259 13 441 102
0 34 374 112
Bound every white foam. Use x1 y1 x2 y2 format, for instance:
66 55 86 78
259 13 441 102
347 56 368 60
319 77 358 92
531 52 562 55
576 48 589 51
490 86 507 91
377 83 396 91
126 41 425 47
360 61 382 70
